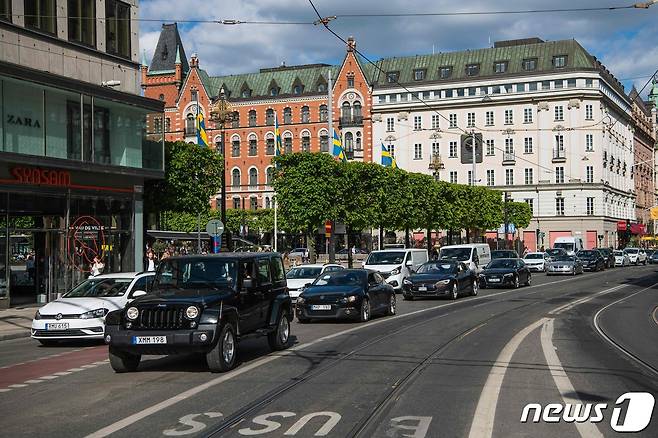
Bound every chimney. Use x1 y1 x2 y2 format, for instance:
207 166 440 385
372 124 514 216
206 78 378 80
347 36 356 52
190 52 199 68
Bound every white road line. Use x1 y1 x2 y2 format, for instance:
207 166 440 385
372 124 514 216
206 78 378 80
53 371 73 376
83 274 613 438
39 375 59 380
80 364 98 369
24 380 44 384
0 388 12 393
541 319 604 438
68 368 85 372
8 384 27 388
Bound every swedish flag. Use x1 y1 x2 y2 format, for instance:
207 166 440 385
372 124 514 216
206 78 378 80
274 112 282 157
197 112 209 147
381 143 397 168
332 131 347 162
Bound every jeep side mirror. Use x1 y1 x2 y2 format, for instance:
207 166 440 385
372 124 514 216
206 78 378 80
131 290 147 299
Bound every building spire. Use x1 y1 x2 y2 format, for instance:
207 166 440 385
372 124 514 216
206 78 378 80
649 76 658 106
175 45 182 65
141 50 148 67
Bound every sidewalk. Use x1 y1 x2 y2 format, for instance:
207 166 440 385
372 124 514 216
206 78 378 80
0 305 41 341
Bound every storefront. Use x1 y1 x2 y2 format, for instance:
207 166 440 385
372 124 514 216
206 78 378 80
0 65 164 308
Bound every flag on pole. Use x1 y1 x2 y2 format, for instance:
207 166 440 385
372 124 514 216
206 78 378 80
196 112 209 147
274 112 283 157
381 143 397 168
332 130 347 162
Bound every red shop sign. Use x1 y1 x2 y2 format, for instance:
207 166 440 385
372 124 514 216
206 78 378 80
617 221 627 231
11 166 71 187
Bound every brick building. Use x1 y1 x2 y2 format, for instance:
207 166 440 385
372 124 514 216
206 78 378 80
142 24 374 211
630 87 656 234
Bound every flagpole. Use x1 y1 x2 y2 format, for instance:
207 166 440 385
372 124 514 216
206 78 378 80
274 196 278 252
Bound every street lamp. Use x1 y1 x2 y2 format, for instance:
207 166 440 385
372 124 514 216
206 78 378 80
428 153 444 181
209 87 233 251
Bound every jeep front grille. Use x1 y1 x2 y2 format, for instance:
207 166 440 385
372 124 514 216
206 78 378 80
137 308 186 329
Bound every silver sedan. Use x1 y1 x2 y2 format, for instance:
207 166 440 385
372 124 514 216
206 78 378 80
546 256 584 275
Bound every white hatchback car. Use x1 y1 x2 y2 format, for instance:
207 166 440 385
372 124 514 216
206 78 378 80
286 264 344 301
523 252 549 272
613 250 630 266
623 248 647 265
31 272 154 345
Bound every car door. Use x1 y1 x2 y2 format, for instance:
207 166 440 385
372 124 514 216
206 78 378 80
366 272 383 311
457 263 469 292
255 258 274 326
238 260 262 332
268 256 287 320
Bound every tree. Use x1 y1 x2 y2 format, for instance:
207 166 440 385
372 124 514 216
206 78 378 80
506 201 532 229
145 141 223 217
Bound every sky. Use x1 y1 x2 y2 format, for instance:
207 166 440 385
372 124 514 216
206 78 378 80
138 0 658 96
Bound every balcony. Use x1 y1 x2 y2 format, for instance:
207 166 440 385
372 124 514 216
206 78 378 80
502 152 516 164
184 127 197 136
552 148 566 163
339 115 364 127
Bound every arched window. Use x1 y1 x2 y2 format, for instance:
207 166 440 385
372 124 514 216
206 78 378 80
266 167 274 185
231 136 241 157
214 135 223 155
345 132 354 152
341 102 351 120
293 84 303 95
353 101 362 118
319 129 329 152
265 197 271 209
232 169 241 187
266 133 275 155
185 113 195 135
301 132 311 152
319 104 328 122
301 106 310 123
356 131 362 151
231 111 240 128
248 133 257 156
249 168 258 187
283 107 292 124
283 132 293 153
266 109 274 125
250 197 259 211
248 110 257 127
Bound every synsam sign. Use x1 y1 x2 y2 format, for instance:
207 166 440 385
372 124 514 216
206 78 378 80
11 167 71 187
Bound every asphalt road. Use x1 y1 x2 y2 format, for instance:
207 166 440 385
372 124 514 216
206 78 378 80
1 265 657 437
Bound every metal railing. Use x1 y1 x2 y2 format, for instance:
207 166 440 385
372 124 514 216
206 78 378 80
553 148 566 159
503 152 515 162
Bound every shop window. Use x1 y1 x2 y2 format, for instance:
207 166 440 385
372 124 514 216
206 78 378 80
68 0 96 47
93 107 111 164
25 0 57 35
3 79 45 156
106 0 131 58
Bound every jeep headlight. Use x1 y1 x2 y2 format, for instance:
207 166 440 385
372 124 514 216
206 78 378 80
390 267 401 276
435 280 451 287
126 307 139 320
186 306 199 319
80 308 109 319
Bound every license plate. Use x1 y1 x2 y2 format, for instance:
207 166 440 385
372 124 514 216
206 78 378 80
132 336 167 345
311 305 331 311
45 323 69 330
418 287 428 292
489 278 501 283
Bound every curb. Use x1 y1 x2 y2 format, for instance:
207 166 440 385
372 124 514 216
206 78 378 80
0 331 31 342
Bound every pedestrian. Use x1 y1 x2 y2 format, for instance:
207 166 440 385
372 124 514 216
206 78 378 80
26 253 36 280
90 255 105 277
540 245 545 252
145 250 157 272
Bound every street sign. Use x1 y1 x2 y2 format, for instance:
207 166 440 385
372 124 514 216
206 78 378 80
650 206 658 220
206 219 224 237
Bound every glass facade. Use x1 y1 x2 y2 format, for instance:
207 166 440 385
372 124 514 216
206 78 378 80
0 76 163 171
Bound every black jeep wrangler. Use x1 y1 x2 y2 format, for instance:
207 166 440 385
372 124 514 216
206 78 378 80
104 253 292 373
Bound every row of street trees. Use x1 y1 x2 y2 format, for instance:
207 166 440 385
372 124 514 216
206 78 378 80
273 153 531 264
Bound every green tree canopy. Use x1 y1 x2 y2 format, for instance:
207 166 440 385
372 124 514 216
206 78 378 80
506 201 532 229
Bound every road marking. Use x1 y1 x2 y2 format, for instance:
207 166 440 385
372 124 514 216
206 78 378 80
84 274 617 438
68 368 85 372
80 364 98 369
652 306 658 327
24 380 43 384
0 388 11 392
8 384 27 388
541 319 604 438
468 282 634 438
53 371 73 376
40 375 60 380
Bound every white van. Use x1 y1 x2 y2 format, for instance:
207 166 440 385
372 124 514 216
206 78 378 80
438 244 492 273
363 249 429 291
553 236 584 256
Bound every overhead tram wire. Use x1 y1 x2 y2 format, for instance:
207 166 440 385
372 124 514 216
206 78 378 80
9 13 315 25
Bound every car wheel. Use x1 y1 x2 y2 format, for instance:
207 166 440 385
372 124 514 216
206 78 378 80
525 274 532 286
109 346 141 373
450 283 459 300
513 276 520 289
471 279 478 296
206 322 237 373
359 298 371 322
37 339 58 347
268 310 291 351
386 294 397 315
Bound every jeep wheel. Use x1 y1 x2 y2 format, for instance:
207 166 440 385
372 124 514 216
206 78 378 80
268 310 291 351
386 294 396 315
109 346 141 373
206 322 237 373
359 298 370 322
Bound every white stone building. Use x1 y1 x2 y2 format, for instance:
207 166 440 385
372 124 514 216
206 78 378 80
371 38 634 250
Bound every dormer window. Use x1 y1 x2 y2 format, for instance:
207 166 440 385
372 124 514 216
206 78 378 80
465 64 480 77
293 84 303 95
241 89 251 98
522 58 537 71
270 87 279 96
386 71 399 84
494 61 508 74
553 55 567 68
414 69 426 81
318 83 326 93
439 66 452 79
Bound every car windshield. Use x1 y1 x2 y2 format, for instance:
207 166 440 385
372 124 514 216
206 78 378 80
492 251 516 259
417 262 457 274
597 249 610 255
439 248 472 261
546 249 565 256
366 251 405 265
577 251 597 259
613 251 624 256
286 266 322 279
63 277 133 298
153 259 238 296
554 242 575 251
554 256 575 262
525 254 544 259
624 248 638 254
312 271 365 287
487 259 517 269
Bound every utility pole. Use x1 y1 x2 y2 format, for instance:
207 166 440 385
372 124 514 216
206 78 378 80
327 70 336 264
504 192 510 249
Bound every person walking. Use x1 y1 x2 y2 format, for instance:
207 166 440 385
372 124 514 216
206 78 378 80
145 250 157 272
90 255 105 277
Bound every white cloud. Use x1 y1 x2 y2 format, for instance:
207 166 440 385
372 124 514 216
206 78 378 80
138 0 657 93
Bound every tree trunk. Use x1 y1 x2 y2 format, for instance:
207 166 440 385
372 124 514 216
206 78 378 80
405 228 410 248
379 226 384 251
346 226 353 269
307 228 316 264
447 229 453 245
426 227 432 259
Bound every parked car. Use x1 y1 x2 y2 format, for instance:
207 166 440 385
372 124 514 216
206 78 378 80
546 255 583 275
545 248 568 262
402 260 477 300
624 248 647 265
289 248 309 259
295 269 395 323
577 250 606 271
491 250 519 260
286 264 344 301
613 250 630 267
649 251 658 264
439 244 491 273
336 248 368 255
645 249 655 260
105 253 293 373
363 249 428 291
479 258 531 288
595 248 615 269
553 236 584 256
31 272 155 345
523 252 549 272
